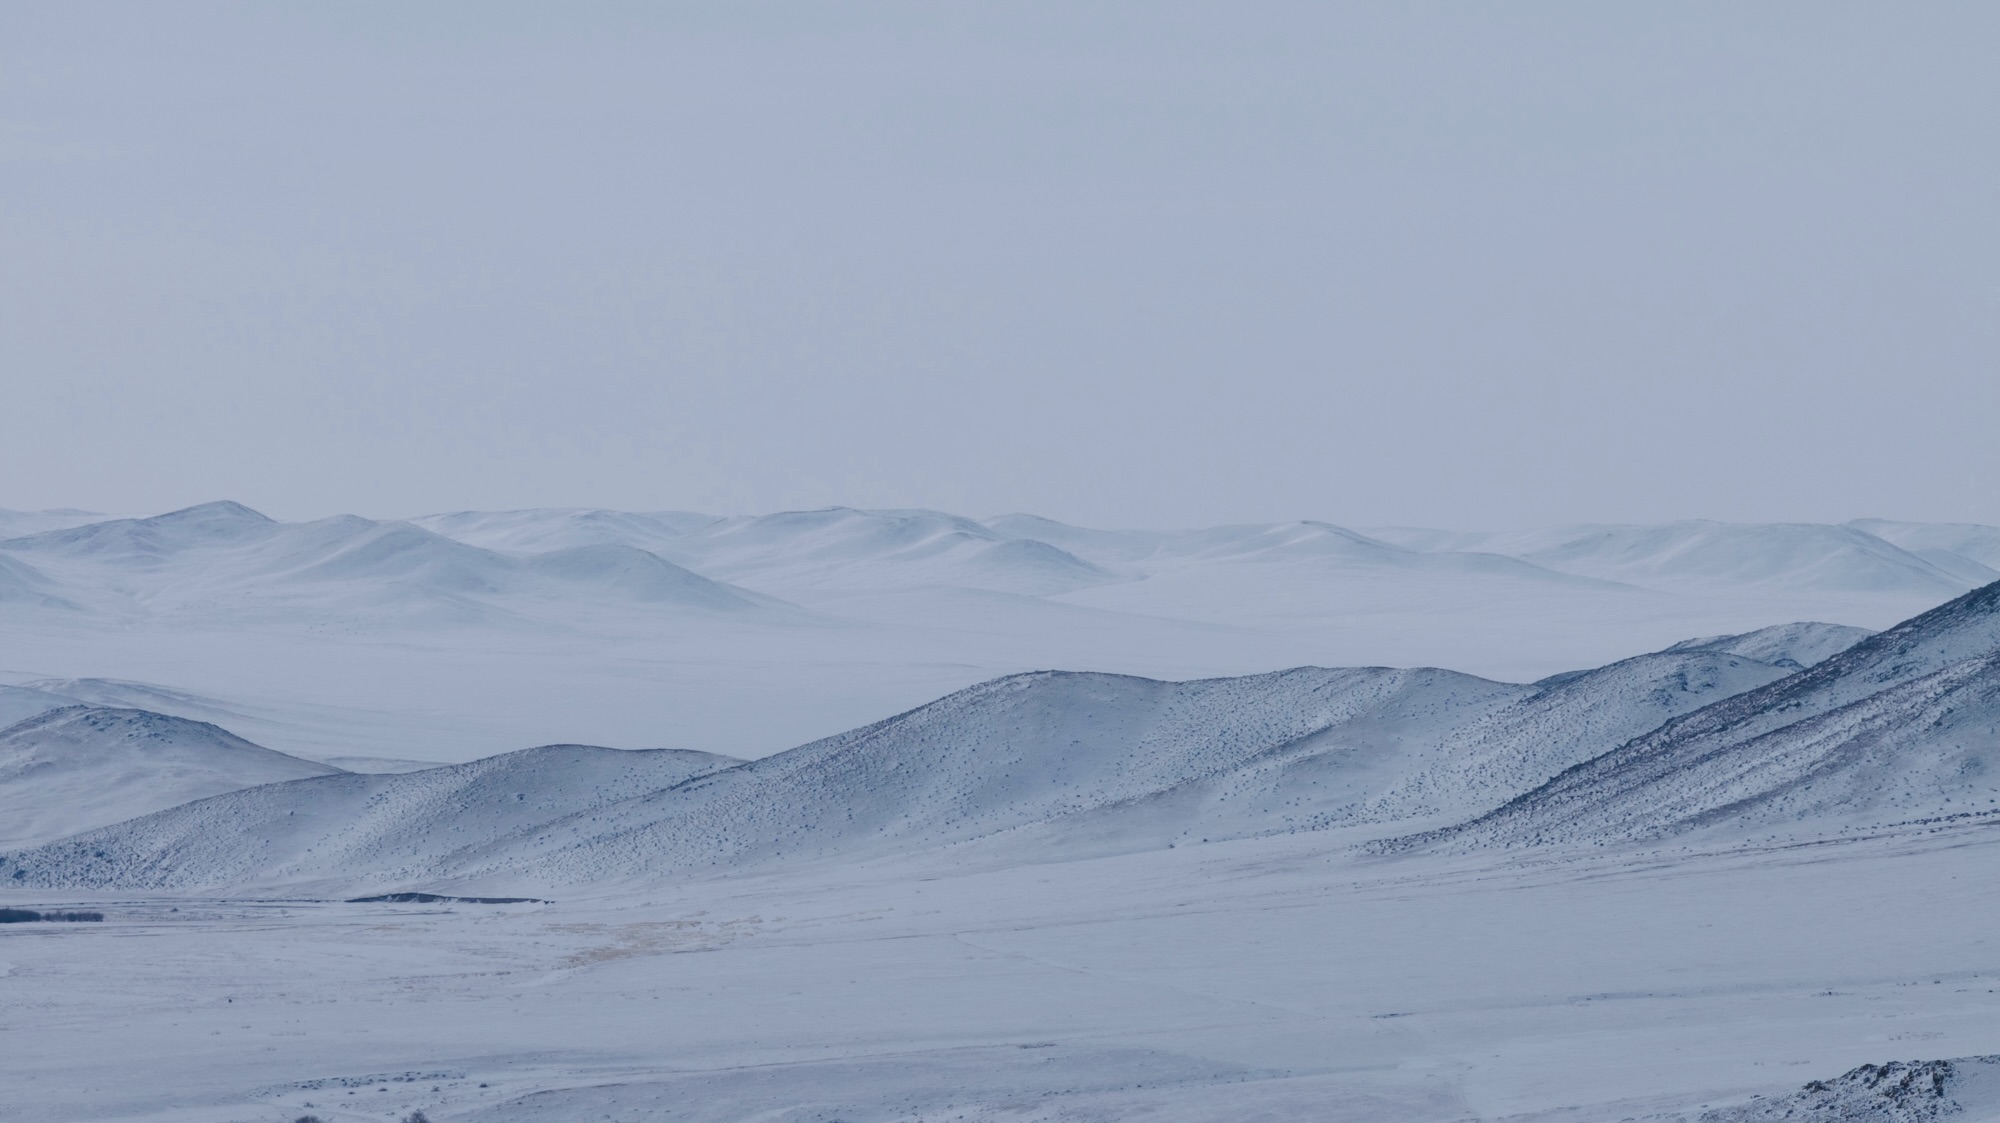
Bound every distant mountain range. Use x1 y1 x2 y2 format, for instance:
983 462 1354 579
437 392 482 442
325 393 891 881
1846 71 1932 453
4 503 1998 624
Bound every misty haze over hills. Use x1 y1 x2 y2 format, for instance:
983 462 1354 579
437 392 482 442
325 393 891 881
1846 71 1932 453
3 501 1993 764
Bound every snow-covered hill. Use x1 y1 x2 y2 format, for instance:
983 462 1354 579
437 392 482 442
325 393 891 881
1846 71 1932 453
0 742 740 891
0 622 1869 891
0 706 342 849
1397 581 2000 851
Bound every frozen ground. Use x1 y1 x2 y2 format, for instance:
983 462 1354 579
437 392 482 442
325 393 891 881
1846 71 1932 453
8 822 2000 1122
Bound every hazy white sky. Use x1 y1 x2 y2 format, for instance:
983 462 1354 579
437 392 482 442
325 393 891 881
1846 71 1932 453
3 3 1995 528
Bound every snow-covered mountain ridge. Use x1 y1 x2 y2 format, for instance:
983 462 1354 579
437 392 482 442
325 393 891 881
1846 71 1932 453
0 622 1870 891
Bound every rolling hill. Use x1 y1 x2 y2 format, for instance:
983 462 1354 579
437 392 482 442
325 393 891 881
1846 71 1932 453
0 742 740 891
0 706 343 849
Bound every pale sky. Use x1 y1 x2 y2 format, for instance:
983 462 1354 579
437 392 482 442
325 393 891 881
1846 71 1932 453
3 3 1996 529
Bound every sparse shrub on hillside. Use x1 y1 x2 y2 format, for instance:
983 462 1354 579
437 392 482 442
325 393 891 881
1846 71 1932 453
0 908 103 923
293 1116 325 1123
403 1112 431 1123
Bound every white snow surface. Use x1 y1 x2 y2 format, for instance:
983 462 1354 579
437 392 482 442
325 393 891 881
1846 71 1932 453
8 822 2000 1122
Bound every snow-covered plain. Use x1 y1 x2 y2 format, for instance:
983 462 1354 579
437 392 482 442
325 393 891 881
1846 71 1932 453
9 822 2000 1122
6 504 2000 1121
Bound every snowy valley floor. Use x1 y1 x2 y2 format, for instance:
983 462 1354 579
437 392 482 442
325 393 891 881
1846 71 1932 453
8 821 2000 1123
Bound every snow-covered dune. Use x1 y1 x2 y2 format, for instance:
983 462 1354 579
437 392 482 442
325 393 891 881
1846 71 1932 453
0 706 342 849
0 743 740 891
1399 580 2000 851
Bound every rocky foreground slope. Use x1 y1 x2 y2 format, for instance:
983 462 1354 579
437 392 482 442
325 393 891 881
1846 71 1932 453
1699 1055 2000 1123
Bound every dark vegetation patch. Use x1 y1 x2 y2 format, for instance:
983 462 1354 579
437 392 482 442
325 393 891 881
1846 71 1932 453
0 907 103 923
347 892 546 905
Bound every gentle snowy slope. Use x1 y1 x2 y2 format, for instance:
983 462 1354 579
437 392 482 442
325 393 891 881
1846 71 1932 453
1403 581 2000 850
0 706 342 849
1 743 740 890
